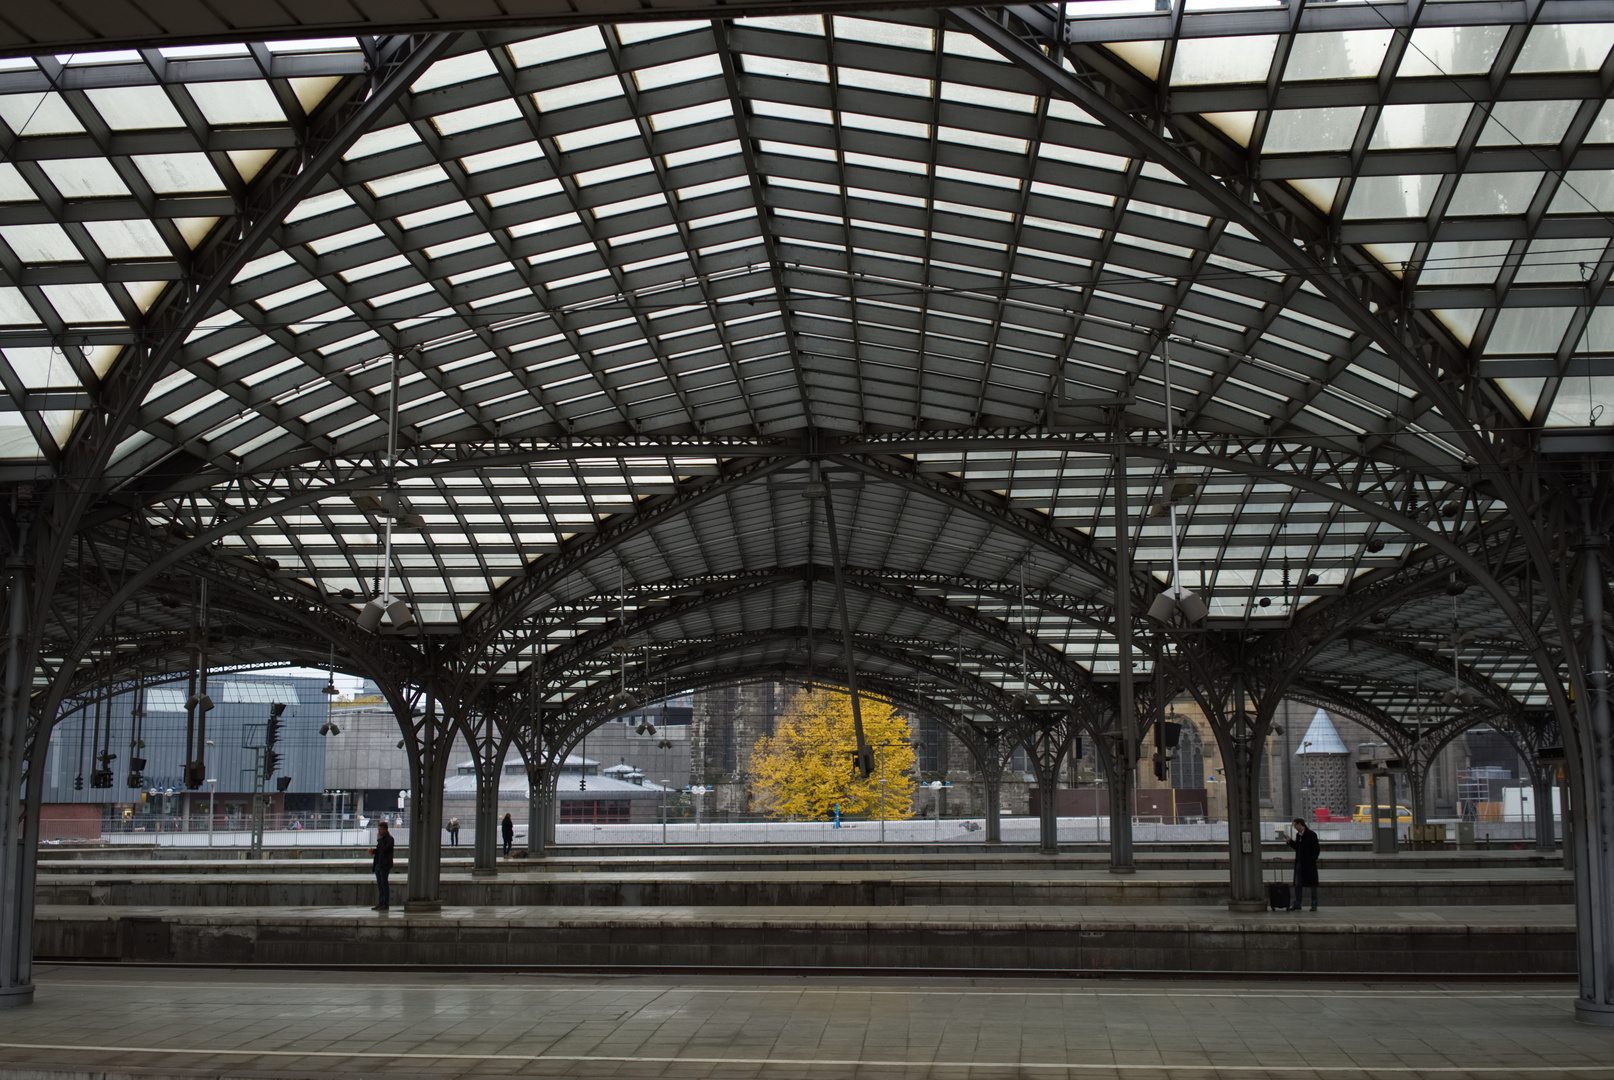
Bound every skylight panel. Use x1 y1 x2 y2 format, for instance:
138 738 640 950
1260 107 1365 154
40 283 122 322
665 139 741 169
1512 23 1614 73
186 81 286 125
939 82 1035 112
616 20 705 44
345 124 420 160
398 201 473 229
1039 142 1126 170
0 165 32 202
1396 25 1505 78
1484 307 1573 354
1170 35 1277 85
486 177 564 207
84 218 168 259
0 93 84 134
576 157 654 186
940 126 1026 155
650 100 733 132
433 98 522 136
1417 240 1510 286
678 175 748 201
413 51 498 93
1446 172 1541 215
236 250 295 281
742 55 830 82
306 223 384 254
285 188 355 223
593 192 665 218
839 67 932 97
1343 175 1440 219
533 76 623 113
1514 238 1595 283
134 154 223 193
942 30 1009 63
1283 30 1393 81
1478 100 1578 147
426 233 497 260
846 150 928 175
634 54 723 91
508 28 606 67
38 158 129 198
367 164 449 198
1548 171 1614 214
461 142 544 173
937 164 1019 190
335 253 403 282
0 289 38 325
0 223 81 262
1368 103 1470 149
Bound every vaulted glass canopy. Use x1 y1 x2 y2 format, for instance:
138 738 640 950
13 0 1599 738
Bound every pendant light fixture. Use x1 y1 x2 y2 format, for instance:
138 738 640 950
358 352 415 632
1147 338 1208 626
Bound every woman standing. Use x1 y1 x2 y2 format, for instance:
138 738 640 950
501 812 514 856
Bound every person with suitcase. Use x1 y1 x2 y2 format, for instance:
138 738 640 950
1279 817 1320 911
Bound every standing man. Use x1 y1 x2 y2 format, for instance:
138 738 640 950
501 812 514 856
371 820 394 911
1281 817 1320 911
447 817 460 846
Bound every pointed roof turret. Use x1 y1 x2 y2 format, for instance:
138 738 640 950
1294 708 1348 755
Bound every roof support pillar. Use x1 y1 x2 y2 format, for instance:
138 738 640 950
0 517 35 1006
1574 520 1614 1024
1112 420 1136 873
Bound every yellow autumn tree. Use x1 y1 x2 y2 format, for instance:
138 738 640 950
751 688 916 821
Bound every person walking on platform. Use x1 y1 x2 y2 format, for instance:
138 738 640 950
1281 817 1320 911
447 817 460 845
371 820 394 911
501 812 514 856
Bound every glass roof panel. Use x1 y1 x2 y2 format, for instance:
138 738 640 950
1396 25 1505 79
1282 30 1393 81
84 85 184 129
0 92 84 134
1170 35 1277 85
1368 103 1471 149
1343 175 1440 219
37 158 130 198
1512 23 1614 73
186 80 288 125
1478 99 1579 147
1484 307 1574 355
1264 108 1363 153
1446 172 1541 215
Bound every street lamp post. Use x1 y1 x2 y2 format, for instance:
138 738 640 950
206 779 217 848
658 780 669 844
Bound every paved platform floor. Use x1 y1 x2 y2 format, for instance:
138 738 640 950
0 966 1608 1079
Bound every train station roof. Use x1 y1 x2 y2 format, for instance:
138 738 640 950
15 1 1600 752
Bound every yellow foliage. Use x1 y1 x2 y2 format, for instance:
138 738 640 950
751 688 916 821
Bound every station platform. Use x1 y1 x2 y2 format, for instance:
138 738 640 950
35 849 1573 910
35 902 1574 976
0 966 1593 1080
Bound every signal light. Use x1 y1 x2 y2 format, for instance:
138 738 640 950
263 749 281 780
276 776 292 792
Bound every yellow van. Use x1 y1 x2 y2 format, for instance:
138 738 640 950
1354 805 1412 823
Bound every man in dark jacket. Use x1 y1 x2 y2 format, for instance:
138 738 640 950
501 812 514 856
371 820 394 911
1282 817 1320 911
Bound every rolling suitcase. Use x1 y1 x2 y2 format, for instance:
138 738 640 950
1268 880 1291 911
